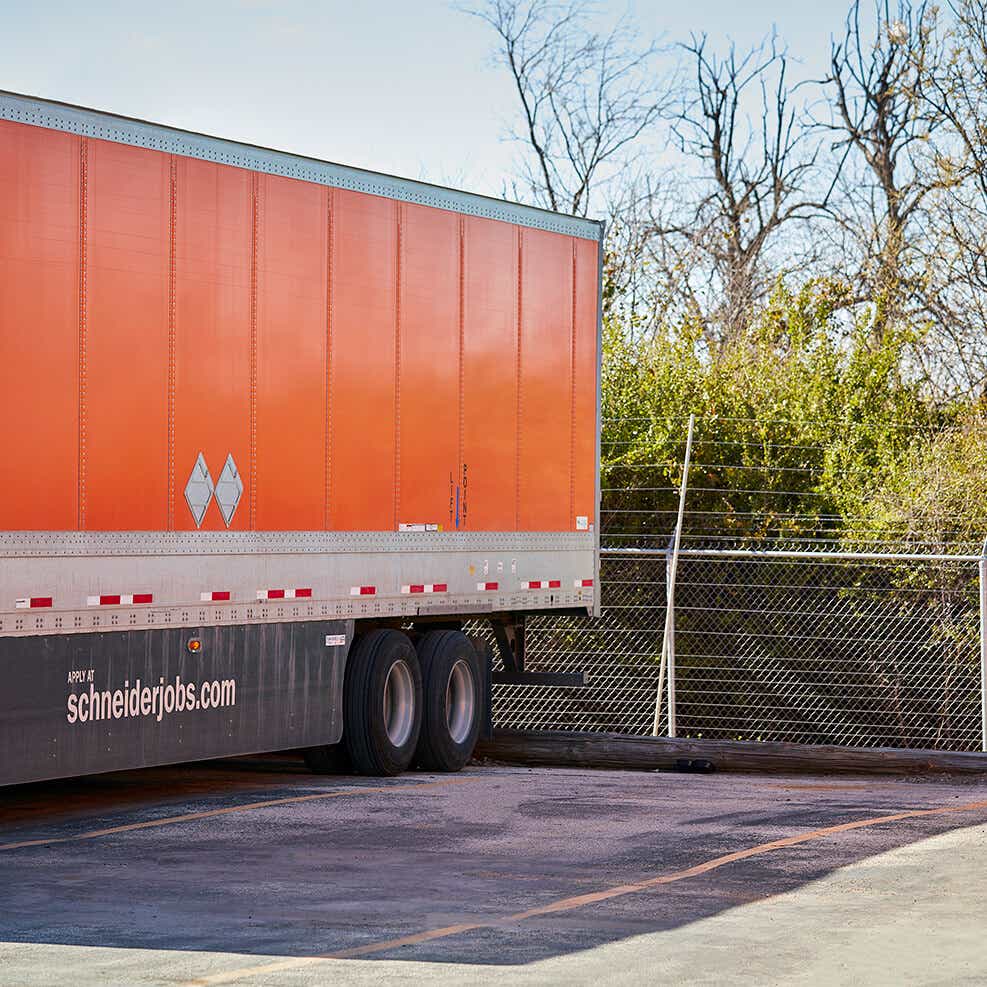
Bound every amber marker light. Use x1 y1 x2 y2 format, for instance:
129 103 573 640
187 638 202 654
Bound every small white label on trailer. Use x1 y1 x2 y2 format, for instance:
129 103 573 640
576 515 589 530
325 634 347 647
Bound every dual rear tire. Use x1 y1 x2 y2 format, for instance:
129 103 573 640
415 630 482 773
343 629 423 776
304 628 482 777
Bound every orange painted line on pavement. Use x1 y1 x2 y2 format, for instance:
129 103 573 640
185 796 987 986
0 777 474 853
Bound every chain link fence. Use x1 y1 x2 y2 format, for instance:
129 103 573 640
491 417 987 753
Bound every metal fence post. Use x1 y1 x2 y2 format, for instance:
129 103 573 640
980 538 987 753
666 546 677 737
653 413 694 738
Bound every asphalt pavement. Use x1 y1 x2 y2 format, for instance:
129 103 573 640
0 757 985 985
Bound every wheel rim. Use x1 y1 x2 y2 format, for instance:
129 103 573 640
445 659 476 745
383 659 415 748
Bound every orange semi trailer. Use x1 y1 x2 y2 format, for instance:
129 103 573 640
0 91 601 785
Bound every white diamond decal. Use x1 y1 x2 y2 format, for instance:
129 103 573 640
184 453 215 528
215 453 244 527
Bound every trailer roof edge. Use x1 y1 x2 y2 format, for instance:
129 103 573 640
0 90 604 242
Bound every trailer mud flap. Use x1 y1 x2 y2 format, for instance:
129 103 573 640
0 620 352 787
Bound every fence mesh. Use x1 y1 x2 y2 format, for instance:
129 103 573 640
490 415 986 752
491 551 982 750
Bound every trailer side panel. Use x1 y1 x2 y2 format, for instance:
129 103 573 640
0 92 602 785
0 122 80 530
0 620 350 787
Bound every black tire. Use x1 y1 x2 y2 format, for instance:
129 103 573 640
343 629 423 776
303 744 352 775
415 630 483 772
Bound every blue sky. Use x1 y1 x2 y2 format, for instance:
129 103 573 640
2 1 855 200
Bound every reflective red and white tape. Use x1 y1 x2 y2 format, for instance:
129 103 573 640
11 578 596 612
256 588 312 600
86 593 153 606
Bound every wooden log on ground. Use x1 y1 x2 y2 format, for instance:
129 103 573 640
475 730 987 776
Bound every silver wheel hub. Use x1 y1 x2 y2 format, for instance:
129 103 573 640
383 659 415 748
445 659 476 745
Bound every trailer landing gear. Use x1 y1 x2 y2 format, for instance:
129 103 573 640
490 616 586 687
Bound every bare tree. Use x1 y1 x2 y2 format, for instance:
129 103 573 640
653 34 825 343
922 1 987 206
598 178 659 332
912 0 987 395
821 0 948 337
462 0 671 218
